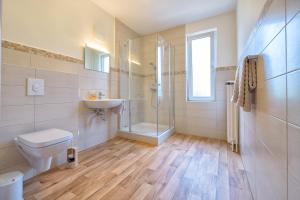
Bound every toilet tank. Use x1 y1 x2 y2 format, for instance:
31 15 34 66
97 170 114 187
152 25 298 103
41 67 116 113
0 171 23 200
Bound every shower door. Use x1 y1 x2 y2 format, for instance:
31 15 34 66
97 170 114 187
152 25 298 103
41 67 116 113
119 34 174 137
156 35 175 136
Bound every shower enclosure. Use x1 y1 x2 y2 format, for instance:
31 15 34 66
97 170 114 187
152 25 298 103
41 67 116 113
118 34 175 145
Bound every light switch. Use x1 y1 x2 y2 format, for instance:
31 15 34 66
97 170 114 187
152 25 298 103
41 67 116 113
27 78 45 96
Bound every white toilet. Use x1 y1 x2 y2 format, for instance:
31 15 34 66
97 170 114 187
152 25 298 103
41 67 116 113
14 129 73 173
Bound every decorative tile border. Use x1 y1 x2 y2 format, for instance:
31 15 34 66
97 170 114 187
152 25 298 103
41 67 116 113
110 67 120 73
3 40 237 75
114 65 236 78
112 68 146 78
216 66 237 71
172 66 237 76
174 71 186 75
2 40 83 64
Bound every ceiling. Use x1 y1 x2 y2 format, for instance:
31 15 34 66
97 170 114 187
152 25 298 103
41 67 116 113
91 0 237 35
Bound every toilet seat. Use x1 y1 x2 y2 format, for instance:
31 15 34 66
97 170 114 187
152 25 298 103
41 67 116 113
17 129 73 148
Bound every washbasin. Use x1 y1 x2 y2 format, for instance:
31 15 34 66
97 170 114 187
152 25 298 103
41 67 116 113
83 99 124 109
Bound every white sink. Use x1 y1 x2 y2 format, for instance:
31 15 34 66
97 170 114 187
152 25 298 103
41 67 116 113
83 99 124 109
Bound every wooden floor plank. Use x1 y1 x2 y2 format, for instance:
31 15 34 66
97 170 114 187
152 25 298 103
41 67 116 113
23 134 252 200
129 183 153 200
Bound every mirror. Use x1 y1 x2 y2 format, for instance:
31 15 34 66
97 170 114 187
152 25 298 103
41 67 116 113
84 45 110 73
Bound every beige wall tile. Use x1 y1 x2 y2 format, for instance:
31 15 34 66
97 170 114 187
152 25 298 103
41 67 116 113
0 145 27 171
288 124 300 182
78 103 113 150
79 128 109 150
35 102 78 122
176 109 216 120
216 101 226 122
2 48 31 67
2 64 35 86
255 0 286 53
110 80 119 99
286 0 300 22
260 29 286 79
176 114 221 139
216 88 226 101
255 139 287 200
31 54 80 74
256 75 286 120
243 110 256 134
185 101 217 111
0 123 35 148
287 12 300 72
78 68 109 79
241 127 256 199
288 172 300 200
216 70 236 90
35 117 78 134
287 69 300 126
2 85 34 106
35 87 78 104
256 112 287 162
79 75 108 91
36 70 79 88
0 105 34 127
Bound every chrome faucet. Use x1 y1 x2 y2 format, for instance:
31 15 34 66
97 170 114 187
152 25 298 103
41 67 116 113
98 91 105 99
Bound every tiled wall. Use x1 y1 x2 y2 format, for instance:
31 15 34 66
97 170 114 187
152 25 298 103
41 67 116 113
0 17 142 179
159 25 236 140
238 0 300 199
0 43 117 179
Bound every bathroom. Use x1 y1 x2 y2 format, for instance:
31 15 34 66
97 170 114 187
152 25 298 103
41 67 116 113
0 0 299 199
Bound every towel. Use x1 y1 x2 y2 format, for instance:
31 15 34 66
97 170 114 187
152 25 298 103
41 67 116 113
232 56 257 112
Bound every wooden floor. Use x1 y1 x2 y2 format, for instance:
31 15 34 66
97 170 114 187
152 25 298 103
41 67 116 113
24 133 252 200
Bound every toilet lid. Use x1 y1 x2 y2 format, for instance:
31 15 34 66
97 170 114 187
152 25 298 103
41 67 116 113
17 129 73 148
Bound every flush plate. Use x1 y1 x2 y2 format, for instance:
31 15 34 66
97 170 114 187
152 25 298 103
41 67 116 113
27 78 45 96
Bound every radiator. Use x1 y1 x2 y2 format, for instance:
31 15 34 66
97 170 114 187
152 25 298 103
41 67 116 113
226 81 239 152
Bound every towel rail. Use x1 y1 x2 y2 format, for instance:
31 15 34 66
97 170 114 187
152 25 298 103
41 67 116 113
247 55 258 60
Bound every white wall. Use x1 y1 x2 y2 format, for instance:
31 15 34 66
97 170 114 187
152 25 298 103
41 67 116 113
2 0 115 59
0 0 119 180
236 0 267 59
186 11 237 67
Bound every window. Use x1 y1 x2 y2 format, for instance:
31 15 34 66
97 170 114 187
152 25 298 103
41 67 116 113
187 31 216 101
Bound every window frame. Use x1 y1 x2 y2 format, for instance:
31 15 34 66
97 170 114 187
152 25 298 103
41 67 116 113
186 30 216 102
